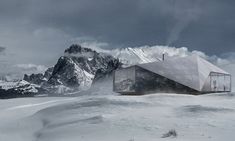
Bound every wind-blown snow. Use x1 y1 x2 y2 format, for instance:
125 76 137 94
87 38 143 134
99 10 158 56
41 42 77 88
0 92 235 141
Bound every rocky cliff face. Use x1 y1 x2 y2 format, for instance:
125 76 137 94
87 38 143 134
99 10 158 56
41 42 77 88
23 67 54 85
47 44 121 90
0 80 46 98
23 73 45 85
7 44 122 96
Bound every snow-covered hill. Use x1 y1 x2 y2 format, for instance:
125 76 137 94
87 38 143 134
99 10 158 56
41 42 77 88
0 92 235 141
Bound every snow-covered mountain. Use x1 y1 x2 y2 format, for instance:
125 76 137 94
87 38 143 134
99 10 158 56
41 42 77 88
1 44 233 98
47 44 120 89
97 45 207 66
2 44 121 96
0 80 44 98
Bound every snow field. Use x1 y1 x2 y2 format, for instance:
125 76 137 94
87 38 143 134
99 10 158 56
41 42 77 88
1 92 235 141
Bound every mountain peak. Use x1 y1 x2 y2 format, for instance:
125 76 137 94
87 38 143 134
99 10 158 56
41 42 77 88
64 44 95 54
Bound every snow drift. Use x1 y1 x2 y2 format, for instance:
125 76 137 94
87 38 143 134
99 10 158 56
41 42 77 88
1 92 235 141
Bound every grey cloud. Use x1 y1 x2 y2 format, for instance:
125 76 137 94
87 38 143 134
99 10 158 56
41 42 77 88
0 0 234 63
28 0 235 54
0 47 5 53
166 0 203 46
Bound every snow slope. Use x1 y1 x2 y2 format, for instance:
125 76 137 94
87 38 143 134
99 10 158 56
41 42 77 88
96 45 208 66
0 92 235 141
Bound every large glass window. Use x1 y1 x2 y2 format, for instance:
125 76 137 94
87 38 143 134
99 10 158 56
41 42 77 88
209 72 231 92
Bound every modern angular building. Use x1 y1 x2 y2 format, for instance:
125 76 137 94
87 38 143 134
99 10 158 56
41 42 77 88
113 55 231 95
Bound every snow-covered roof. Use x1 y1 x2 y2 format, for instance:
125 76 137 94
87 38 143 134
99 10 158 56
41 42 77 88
137 55 230 91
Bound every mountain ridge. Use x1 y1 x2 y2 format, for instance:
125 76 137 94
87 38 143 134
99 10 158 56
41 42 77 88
1 44 232 98
0 44 122 98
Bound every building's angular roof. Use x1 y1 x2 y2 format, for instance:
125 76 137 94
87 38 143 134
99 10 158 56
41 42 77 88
137 55 229 91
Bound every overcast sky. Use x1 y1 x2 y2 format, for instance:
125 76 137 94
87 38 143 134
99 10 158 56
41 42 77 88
0 0 235 67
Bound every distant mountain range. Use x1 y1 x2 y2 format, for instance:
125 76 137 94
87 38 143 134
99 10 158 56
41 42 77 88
0 44 122 98
1 44 229 98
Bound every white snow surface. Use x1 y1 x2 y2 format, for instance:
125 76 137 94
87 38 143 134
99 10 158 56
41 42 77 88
1 92 235 141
